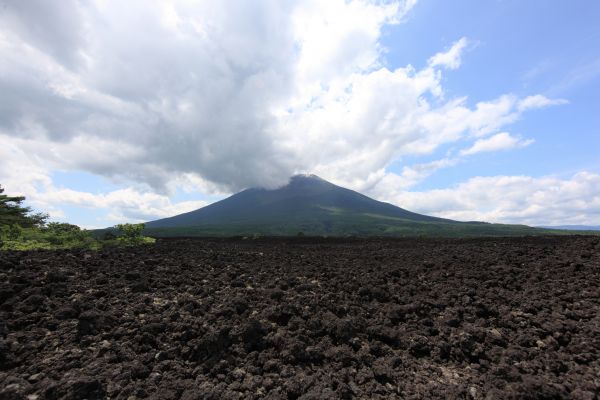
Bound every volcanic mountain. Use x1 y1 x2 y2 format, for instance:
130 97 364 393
144 174 550 237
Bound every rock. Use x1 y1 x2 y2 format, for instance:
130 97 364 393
0 236 598 398
55 306 78 320
77 310 115 336
238 319 267 351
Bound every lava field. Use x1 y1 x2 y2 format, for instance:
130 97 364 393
1 236 599 399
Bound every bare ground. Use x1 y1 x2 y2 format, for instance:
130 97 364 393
1 236 599 399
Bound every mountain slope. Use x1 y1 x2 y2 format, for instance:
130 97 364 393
147 174 447 228
144 174 560 237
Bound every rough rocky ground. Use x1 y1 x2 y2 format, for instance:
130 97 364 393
1 236 599 399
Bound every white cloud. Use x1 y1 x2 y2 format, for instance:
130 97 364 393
293 0 403 83
0 135 210 224
0 1 575 225
370 172 600 226
0 136 53 205
373 158 458 191
517 95 568 112
428 37 469 70
40 188 209 223
460 132 533 156
0 1 563 191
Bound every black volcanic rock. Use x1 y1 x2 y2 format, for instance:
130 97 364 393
1 236 599 398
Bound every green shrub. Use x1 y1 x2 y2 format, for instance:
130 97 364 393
102 230 117 241
6 224 22 240
0 224 99 250
115 223 144 239
115 223 155 245
45 222 81 235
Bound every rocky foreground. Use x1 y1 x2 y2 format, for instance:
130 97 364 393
1 236 599 399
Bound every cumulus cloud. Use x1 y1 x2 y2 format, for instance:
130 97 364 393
373 158 458 191
0 135 209 225
0 1 561 189
0 0 576 224
370 172 600 226
460 132 533 156
0 0 86 68
41 188 209 224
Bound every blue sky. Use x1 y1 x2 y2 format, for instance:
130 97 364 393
381 0 600 190
1 0 599 227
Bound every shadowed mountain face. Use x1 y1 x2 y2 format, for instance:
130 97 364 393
144 174 552 237
146 174 447 229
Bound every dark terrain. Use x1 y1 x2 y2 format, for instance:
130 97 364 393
1 236 599 399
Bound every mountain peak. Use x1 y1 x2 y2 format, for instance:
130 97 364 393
146 172 449 232
280 174 332 190
144 174 544 236
290 173 326 182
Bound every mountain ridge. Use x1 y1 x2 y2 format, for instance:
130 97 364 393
146 174 449 229
144 174 570 237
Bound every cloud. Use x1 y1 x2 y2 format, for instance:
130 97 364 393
0 0 86 68
370 172 600 226
517 95 568 112
41 188 209 223
428 37 469 70
362 131 531 195
372 158 458 191
0 135 209 224
0 1 564 191
0 136 52 198
293 0 403 82
460 132 533 156
0 1 574 225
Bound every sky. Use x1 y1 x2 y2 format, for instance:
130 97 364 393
1 0 599 228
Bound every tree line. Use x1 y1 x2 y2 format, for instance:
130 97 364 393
0 184 154 250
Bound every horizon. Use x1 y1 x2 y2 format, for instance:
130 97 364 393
1 1 599 229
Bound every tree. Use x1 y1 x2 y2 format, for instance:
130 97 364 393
115 223 145 242
0 184 48 228
113 223 155 246
44 222 81 235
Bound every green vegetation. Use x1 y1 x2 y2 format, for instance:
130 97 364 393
0 184 48 228
0 222 100 250
114 223 156 246
0 185 155 250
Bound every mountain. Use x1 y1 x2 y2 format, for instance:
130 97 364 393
538 225 600 231
144 174 567 237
